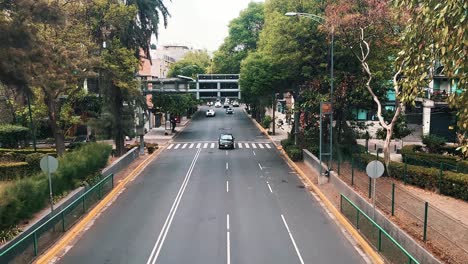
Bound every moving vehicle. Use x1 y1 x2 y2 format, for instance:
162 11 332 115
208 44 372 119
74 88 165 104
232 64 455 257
232 101 240 107
215 101 222 108
226 108 233 114
207 102 213 106
206 109 216 117
218 133 235 149
223 102 230 108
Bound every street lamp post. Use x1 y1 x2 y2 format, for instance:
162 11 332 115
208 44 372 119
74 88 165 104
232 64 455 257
286 12 334 173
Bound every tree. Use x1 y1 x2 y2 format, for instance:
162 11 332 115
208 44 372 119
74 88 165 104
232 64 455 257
212 2 265 74
325 0 404 167
393 0 467 157
167 50 211 79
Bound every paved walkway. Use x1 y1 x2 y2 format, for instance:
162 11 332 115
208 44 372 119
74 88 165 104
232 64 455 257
142 117 190 145
264 109 293 144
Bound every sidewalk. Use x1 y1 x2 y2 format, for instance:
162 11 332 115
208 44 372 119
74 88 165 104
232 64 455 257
143 117 190 145
264 109 293 144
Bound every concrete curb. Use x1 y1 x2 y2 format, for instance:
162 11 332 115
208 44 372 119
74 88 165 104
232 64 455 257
35 146 166 264
247 113 384 264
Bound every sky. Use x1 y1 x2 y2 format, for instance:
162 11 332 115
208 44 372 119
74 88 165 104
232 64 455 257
154 0 264 52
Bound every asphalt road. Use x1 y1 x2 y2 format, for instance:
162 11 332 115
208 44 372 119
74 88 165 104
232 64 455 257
59 105 366 264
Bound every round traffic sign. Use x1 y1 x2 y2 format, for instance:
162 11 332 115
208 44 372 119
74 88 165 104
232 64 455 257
366 160 385 179
40 155 59 173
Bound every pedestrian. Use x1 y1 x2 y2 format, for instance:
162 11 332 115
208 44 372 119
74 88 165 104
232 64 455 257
170 115 176 133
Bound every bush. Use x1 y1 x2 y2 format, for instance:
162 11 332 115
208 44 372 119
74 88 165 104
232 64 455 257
0 125 29 148
401 145 468 173
262 115 272 129
146 143 158 154
0 162 30 181
422 134 446 153
286 146 303 161
0 143 112 231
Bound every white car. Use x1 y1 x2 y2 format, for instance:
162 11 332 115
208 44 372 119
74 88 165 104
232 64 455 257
206 109 215 117
214 102 222 108
232 101 240 107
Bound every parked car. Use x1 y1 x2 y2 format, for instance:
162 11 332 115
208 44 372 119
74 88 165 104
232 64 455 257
206 109 216 117
215 101 222 108
218 133 235 149
226 108 233 114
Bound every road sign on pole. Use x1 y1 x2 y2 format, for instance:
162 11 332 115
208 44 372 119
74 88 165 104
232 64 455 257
366 160 384 219
40 155 58 214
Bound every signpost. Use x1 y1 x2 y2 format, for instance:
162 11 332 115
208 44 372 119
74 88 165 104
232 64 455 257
366 160 385 219
40 155 58 214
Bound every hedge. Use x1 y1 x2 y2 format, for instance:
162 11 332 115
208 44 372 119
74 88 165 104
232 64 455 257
0 148 56 154
401 145 468 173
353 153 468 201
0 125 29 148
0 143 112 231
281 138 303 161
0 162 30 181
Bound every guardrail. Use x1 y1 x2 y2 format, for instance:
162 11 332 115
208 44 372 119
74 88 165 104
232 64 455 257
0 173 114 264
340 194 419 264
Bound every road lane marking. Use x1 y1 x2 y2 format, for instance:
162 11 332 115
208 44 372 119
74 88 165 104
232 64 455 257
146 148 202 264
203 143 208 148
253 151 256 156
196 143 201 149
167 144 174 149
227 214 230 230
258 163 263 170
226 181 229 192
252 143 257 149
226 150 228 156
227 214 231 264
238 143 243 148
265 144 272 149
181 143 188 149
226 162 229 170
174 144 180 149
281 215 305 264
211 143 215 148
189 143 194 149
245 143 250 148
267 182 273 193
258 143 264 149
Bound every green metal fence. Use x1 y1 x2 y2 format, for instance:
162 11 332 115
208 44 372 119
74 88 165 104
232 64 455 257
0 173 114 264
340 194 419 264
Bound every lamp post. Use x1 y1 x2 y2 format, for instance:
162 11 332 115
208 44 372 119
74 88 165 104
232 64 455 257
286 12 334 173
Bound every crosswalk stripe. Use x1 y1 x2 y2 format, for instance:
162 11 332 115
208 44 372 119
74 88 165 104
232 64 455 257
252 143 257 149
182 143 188 149
203 143 208 148
265 144 272 149
238 142 243 148
245 143 250 148
167 144 174 149
196 143 201 149
174 144 180 149
210 143 215 148
189 143 194 149
258 143 264 149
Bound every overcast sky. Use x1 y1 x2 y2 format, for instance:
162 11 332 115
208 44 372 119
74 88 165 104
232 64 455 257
154 0 264 52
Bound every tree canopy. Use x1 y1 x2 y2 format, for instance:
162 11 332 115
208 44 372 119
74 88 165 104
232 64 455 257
167 50 211 79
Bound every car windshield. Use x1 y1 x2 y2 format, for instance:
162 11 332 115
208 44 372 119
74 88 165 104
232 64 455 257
220 134 233 140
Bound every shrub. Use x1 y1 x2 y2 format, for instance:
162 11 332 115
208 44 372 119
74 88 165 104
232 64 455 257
281 138 294 150
0 125 29 148
262 115 272 129
286 146 303 161
0 162 30 181
25 153 45 173
422 134 446 153
146 143 158 154
401 145 468 173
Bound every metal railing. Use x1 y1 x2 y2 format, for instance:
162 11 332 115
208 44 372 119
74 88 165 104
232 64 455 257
0 173 114 264
335 156 468 264
340 194 419 264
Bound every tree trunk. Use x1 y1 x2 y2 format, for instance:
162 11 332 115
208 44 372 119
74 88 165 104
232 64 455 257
113 87 125 157
44 92 66 156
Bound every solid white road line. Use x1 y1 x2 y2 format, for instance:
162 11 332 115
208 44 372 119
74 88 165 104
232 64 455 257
227 214 231 264
167 144 174 149
267 182 273 193
203 143 208 148
258 163 263 170
252 143 257 149
238 143 243 148
211 143 215 148
174 144 180 149
281 215 305 264
226 181 229 192
253 151 256 156
146 148 202 264
245 143 250 148
189 143 194 149
196 143 201 149
182 143 188 149
227 214 230 231
258 143 264 149
265 144 272 149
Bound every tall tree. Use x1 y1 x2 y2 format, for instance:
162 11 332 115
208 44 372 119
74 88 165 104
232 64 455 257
212 2 265 74
167 50 211 79
393 0 467 157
